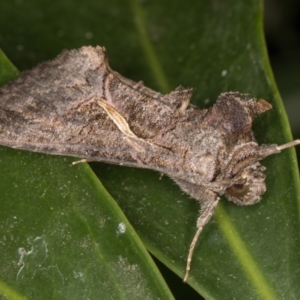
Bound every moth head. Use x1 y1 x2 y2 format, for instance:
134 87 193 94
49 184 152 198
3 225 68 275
225 162 266 205
223 140 300 205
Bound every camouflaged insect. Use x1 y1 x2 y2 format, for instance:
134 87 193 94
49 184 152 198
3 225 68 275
0 46 299 281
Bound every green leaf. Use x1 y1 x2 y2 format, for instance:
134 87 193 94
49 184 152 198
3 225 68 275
0 0 299 299
0 50 19 86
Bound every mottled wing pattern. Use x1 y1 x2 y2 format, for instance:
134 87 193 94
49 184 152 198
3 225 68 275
0 47 194 171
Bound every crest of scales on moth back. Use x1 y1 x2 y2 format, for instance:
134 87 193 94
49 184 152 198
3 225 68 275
0 46 299 282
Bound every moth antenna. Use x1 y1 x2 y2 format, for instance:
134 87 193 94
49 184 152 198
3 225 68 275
258 139 300 159
276 139 300 151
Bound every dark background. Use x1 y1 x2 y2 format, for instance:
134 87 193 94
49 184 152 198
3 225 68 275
264 0 300 142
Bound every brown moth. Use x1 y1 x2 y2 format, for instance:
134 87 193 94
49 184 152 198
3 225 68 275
0 46 299 281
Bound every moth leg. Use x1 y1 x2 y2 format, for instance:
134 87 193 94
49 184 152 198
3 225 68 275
70 159 88 166
173 178 219 281
184 195 219 282
70 157 113 166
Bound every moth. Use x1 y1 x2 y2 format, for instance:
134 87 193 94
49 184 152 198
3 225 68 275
0 46 299 281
